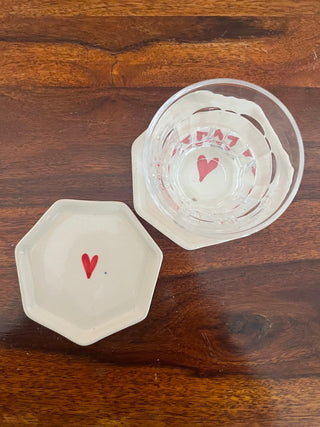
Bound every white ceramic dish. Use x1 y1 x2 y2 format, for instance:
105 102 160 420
15 200 163 345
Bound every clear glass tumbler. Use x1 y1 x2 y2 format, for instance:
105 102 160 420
143 79 304 241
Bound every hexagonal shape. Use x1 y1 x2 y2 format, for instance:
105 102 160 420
15 200 163 345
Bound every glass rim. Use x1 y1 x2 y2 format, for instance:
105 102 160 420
143 78 305 238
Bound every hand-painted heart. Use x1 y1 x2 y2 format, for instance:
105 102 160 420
82 253 98 279
197 155 219 182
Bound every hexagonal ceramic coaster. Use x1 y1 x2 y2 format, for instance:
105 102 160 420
15 200 163 345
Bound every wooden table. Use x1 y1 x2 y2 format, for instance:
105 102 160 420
1 2 320 425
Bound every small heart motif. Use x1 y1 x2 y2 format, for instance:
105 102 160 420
243 149 253 157
197 155 219 182
181 135 191 144
227 135 239 147
214 129 224 141
82 253 98 279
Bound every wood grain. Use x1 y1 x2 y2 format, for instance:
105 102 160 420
0 16 319 88
1 347 320 426
1 4 320 426
0 0 318 17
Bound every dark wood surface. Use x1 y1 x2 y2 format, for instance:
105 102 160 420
1 2 320 426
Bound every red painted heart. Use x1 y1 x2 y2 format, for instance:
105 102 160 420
197 155 219 182
82 253 98 279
